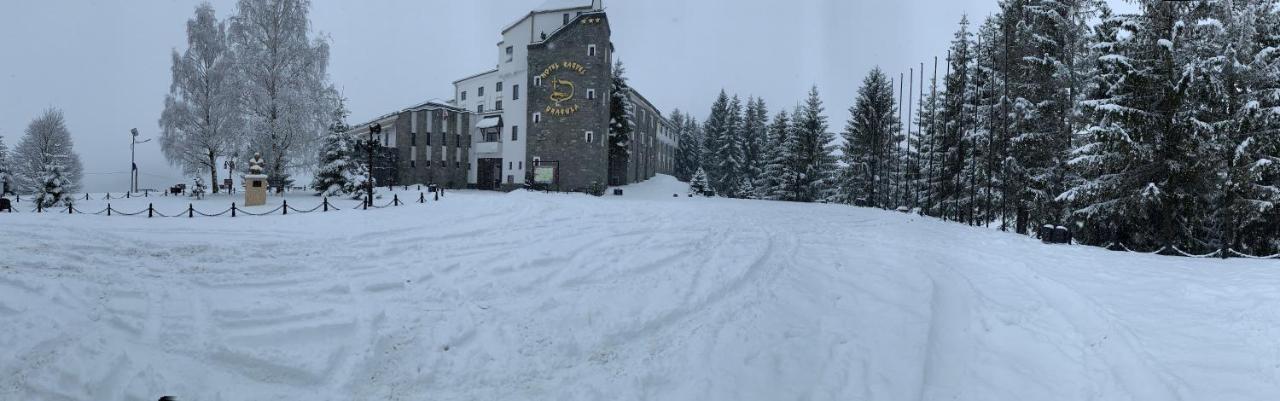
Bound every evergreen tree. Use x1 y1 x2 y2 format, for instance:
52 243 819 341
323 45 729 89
935 16 974 222
609 60 634 185
713 95 746 197
311 96 356 196
741 97 769 186
689 167 713 196
756 109 791 200
837 67 898 207
701 90 731 191
35 158 70 209
788 86 839 202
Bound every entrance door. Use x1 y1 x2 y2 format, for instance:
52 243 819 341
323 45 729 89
477 158 503 190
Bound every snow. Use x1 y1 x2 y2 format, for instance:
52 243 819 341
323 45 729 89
4 175 1280 400
534 0 594 12
476 115 501 129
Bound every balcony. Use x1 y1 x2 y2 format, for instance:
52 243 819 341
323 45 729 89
476 138 502 156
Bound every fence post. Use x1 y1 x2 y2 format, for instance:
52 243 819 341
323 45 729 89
107 204 112 216
188 203 194 218
145 190 149 198
403 185 408 191
85 193 89 201
323 197 329 212
147 203 154 218
434 190 439 201
364 198 369 210
393 194 400 206
68 202 73 214
127 192 131 199
231 202 237 217
105 193 111 200
36 201 42 213
417 185 421 191
283 199 288 215
419 192 425 203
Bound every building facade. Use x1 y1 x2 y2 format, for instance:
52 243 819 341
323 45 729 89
359 0 676 193
347 102 472 188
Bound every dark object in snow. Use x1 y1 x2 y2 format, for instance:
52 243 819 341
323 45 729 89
673 194 678 197
158 396 177 401
0 197 10 212
1040 225 1055 243
1053 226 1072 245
613 189 623 196
169 184 186 195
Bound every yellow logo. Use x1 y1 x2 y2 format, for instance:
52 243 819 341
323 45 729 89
538 61 589 116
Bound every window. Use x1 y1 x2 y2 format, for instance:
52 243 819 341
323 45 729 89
519 161 523 170
509 161 513 170
496 81 503 92
461 91 467 101
505 46 513 62
410 160 416 168
533 157 540 166
426 131 431 146
513 85 519 100
585 131 594 143
478 86 484 96
534 76 542 86
456 133 460 144
587 89 595 100
511 125 519 141
533 112 541 123
411 132 417 146
477 105 484 113
495 100 503 110
588 44 597 57
442 132 447 146
563 13 570 24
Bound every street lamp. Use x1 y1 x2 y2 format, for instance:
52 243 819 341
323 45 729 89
223 158 236 194
130 128 152 193
367 123 380 207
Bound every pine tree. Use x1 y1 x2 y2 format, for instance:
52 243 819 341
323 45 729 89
837 67 899 207
741 97 769 187
756 109 791 200
311 96 355 196
15 108 83 194
609 60 634 185
713 96 746 197
701 91 731 191
35 158 70 208
689 167 713 196
936 16 974 222
789 86 839 202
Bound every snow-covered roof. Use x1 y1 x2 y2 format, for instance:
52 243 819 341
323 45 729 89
476 115 502 129
533 0 594 12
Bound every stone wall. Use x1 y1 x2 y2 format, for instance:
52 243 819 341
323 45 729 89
526 12 612 193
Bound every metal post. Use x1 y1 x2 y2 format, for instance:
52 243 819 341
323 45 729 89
393 194 399 206
283 199 288 215
188 204 194 218
147 203 154 218
323 197 330 212
231 202 237 217
107 204 112 216
367 124 380 208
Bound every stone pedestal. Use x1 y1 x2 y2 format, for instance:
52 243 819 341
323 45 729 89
244 174 268 206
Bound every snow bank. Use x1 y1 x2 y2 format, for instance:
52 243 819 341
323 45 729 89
2 175 1279 400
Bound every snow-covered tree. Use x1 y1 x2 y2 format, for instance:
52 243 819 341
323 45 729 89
708 95 746 197
0 135 12 195
741 97 769 186
689 167 713 196
14 108 83 194
230 0 334 192
701 91 730 191
311 96 357 196
837 67 899 207
160 3 243 194
608 60 634 185
35 159 71 209
756 109 792 200
787 86 839 203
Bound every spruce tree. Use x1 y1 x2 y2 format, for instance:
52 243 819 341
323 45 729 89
756 109 791 200
789 86 838 202
35 158 70 208
609 60 634 185
837 67 898 207
311 97 355 196
0 135 11 195
689 167 713 196
741 97 769 187
701 90 731 191
713 96 746 197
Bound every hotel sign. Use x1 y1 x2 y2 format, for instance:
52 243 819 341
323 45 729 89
538 61 589 117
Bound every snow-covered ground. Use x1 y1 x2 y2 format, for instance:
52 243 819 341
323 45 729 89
2 174 1279 401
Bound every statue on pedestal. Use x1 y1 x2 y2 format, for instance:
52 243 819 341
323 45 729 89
243 152 269 206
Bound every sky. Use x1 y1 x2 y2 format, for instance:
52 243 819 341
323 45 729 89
1 0 1074 192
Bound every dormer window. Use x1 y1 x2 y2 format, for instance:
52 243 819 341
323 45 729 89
588 44 597 57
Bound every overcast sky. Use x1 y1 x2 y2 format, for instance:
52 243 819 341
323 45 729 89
1 0 1097 192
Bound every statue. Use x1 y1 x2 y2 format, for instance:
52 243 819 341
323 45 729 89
243 152 268 206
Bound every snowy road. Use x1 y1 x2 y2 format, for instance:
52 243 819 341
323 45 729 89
2 175 1279 400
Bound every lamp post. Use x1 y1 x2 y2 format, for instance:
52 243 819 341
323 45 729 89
367 123 380 207
130 128 152 193
224 158 236 194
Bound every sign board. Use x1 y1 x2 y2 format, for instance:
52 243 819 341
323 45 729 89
534 165 556 184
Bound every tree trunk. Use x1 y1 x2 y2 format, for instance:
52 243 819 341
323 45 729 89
1016 203 1029 235
209 151 220 194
